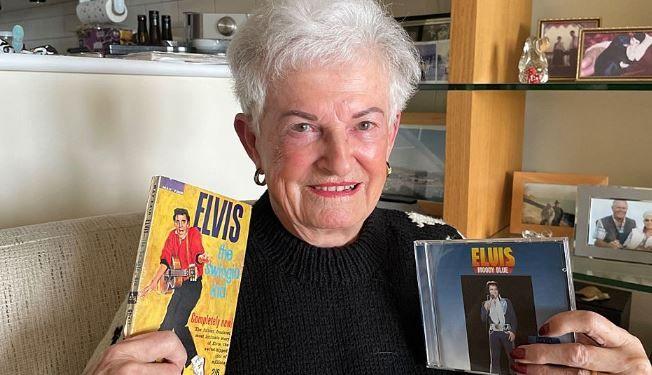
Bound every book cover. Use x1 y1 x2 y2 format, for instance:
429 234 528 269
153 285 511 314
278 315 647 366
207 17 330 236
414 238 575 375
125 176 251 375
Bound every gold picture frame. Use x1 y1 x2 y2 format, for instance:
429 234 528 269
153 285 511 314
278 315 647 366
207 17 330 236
576 27 652 81
537 17 600 81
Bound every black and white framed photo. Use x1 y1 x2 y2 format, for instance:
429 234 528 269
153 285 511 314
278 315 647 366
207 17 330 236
575 185 652 265
398 14 451 83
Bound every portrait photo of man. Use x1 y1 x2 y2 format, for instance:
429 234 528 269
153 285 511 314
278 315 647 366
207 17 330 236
481 281 518 374
594 200 637 249
462 275 538 374
140 207 211 375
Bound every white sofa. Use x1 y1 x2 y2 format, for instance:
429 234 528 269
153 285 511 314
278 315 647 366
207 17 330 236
0 213 143 374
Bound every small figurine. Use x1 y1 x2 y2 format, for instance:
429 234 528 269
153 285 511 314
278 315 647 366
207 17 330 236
518 36 550 84
576 285 611 302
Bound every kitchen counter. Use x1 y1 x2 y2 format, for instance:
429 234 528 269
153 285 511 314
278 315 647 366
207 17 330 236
0 53 231 77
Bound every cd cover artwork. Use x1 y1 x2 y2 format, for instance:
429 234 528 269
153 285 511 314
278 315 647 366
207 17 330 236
414 238 575 374
125 176 251 375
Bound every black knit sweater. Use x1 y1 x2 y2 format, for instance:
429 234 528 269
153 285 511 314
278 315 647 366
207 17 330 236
225 193 461 374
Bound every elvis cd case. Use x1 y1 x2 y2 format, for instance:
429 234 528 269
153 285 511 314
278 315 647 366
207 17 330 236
414 238 576 374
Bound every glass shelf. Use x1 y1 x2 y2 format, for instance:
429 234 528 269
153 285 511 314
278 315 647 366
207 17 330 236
419 82 652 91
490 228 652 293
571 255 652 294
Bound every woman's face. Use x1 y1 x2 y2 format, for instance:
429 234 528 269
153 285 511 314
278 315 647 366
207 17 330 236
644 216 652 230
236 61 399 242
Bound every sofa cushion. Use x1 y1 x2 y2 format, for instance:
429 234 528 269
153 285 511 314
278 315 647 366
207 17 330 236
0 213 143 374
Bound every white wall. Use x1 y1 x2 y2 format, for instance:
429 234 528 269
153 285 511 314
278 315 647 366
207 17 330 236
0 71 265 229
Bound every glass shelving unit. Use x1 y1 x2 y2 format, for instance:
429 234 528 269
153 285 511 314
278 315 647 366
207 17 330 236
419 82 652 91
571 256 652 294
491 227 652 293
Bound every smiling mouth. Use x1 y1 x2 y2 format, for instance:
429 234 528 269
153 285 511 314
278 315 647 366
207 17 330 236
313 184 358 192
309 182 361 196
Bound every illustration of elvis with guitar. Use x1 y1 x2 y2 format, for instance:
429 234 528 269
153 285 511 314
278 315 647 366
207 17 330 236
140 207 211 375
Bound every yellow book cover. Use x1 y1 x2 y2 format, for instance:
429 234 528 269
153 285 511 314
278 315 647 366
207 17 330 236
125 176 251 375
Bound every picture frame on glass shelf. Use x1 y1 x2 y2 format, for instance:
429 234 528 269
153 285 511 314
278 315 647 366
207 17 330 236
575 185 652 265
397 14 450 83
509 171 609 237
577 27 652 81
537 17 600 80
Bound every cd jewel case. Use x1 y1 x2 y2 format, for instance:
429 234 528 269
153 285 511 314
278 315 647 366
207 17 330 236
414 238 576 374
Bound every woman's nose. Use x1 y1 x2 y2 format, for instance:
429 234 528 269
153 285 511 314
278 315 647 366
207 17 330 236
318 129 353 177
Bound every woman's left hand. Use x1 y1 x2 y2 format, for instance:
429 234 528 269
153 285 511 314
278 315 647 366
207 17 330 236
510 310 651 374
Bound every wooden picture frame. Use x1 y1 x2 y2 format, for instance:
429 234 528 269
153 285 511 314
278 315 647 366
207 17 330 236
575 185 652 265
509 172 609 237
537 17 600 80
576 27 652 81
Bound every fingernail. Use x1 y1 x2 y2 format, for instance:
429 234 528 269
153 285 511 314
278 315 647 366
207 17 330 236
539 323 550 336
510 347 526 359
511 363 528 374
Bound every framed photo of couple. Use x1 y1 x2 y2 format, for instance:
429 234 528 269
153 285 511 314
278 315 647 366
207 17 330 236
575 185 652 265
398 14 450 83
509 172 609 238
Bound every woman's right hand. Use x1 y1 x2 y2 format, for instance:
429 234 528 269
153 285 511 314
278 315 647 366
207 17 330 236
89 331 186 375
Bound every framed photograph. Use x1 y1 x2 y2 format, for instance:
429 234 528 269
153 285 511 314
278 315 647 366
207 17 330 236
577 27 652 81
509 172 609 237
575 185 652 265
398 14 451 83
538 18 600 80
383 125 445 202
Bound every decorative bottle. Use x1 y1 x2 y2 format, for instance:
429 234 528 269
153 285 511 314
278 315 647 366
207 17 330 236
518 36 549 84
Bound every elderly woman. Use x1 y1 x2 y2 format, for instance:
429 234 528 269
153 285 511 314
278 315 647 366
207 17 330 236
624 210 652 250
87 0 650 374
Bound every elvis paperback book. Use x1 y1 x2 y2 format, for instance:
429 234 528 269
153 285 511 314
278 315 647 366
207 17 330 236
125 176 251 375
414 238 576 374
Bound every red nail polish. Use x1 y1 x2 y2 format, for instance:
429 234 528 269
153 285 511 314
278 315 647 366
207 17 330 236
511 363 528 374
539 323 550 336
510 347 526 359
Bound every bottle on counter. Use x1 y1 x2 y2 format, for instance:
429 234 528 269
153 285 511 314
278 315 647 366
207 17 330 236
161 15 173 43
137 15 149 45
149 10 161 46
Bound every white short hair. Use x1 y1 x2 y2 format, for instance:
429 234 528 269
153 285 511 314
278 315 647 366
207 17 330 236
227 0 421 134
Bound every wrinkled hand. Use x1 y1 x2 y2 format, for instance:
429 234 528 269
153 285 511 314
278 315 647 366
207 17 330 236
508 331 515 342
510 311 651 374
89 331 186 375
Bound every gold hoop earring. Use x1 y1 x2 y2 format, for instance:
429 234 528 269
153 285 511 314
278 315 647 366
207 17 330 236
386 161 392 177
254 168 266 186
